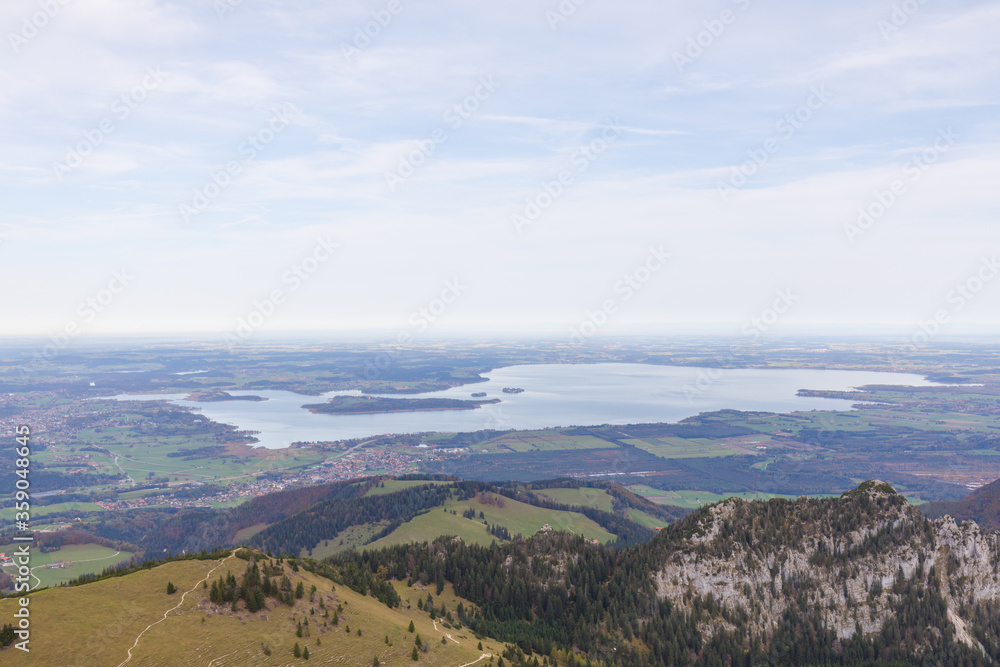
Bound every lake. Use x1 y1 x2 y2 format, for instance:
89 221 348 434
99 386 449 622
106 363 940 448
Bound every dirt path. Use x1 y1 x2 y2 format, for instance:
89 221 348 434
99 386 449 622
205 649 239 666
115 554 235 667
457 654 491 667
432 619 461 644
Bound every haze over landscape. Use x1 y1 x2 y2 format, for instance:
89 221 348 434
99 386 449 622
1 0 998 337
3 2 1000 666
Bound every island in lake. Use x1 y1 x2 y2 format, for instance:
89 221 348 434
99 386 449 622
502 387 525 394
186 391 267 402
303 395 501 415
471 392 487 398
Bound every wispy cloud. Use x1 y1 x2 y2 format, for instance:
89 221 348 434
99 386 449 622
0 0 998 335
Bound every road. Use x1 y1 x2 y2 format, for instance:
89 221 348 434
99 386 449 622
28 549 123 590
112 456 135 487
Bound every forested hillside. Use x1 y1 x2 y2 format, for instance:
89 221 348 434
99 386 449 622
923 476 1000 530
9 480 1000 665
73 476 682 558
250 479 677 556
327 481 1000 666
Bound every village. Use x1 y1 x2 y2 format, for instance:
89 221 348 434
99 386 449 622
94 447 416 511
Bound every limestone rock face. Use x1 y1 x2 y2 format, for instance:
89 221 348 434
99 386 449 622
652 481 1000 652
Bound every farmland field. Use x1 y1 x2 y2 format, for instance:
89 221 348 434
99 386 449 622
0 501 101 521
623 436 740 459
476 431 615 453
0 543 134 589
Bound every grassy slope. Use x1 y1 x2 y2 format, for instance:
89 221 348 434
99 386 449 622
365 480 450 496
533 487 615 512
367 495 616 550
0 555 498 666
302 522 389 559
532 487 670 530
367 510 500 549
232 523 268 543
626 508 670 529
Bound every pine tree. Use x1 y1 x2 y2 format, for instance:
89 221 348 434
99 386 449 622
303 646 310 660
166 581 176 595
293 643 301 658
411 646 419 661
408 620 415 633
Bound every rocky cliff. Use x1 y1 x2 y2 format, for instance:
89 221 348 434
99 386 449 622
651 481 1000 658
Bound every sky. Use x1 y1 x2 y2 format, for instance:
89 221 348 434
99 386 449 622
1 0 998 344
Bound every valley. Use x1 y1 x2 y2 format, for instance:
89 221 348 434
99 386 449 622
3 338 1000 664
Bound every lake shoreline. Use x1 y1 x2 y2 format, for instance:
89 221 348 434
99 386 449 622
103 363 942 449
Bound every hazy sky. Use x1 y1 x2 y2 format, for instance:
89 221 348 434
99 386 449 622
1 0 998 342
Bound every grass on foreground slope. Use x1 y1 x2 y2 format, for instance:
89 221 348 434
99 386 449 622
0 553 498 666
